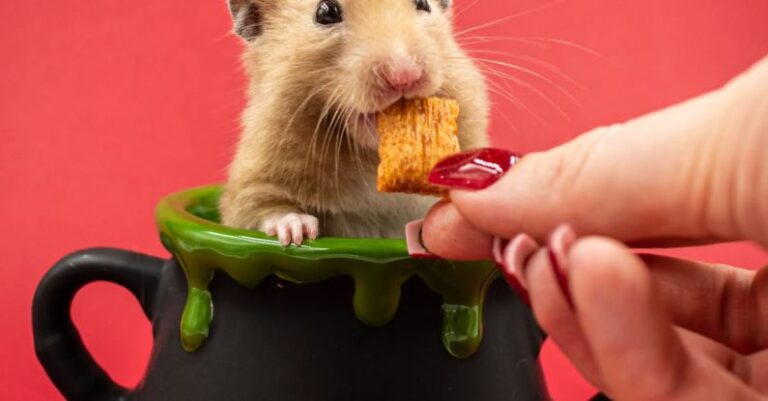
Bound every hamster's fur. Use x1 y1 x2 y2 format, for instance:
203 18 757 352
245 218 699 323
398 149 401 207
220 0 489 245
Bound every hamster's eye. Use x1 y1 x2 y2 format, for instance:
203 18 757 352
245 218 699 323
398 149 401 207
315 0 343 25
415 0 431 13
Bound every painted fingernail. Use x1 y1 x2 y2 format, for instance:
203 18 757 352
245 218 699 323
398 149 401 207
548 224 576 307
493 237 525 303
496 234 539 304
428 148 521 190
405 219 438 259
491 236 509 266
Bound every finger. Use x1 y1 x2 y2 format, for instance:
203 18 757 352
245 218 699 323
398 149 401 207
277 223 291 246
747 349 768 394
289 216 304 245
421 58 768 256
522 247 605 388
566 237 762 400
520 229 759 392
263 220 277 236
420 207 724 264
675 327 751 384
300 215 319 240
420 201 493 260
451 106 722 245
444 57 768 246
638 254 767 354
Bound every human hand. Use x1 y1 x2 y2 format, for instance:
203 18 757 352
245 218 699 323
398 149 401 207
410 55 768 399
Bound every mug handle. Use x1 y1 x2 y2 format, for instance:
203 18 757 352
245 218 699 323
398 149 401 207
32 248 164 401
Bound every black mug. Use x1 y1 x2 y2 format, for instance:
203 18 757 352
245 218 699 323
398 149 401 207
32 186 562 400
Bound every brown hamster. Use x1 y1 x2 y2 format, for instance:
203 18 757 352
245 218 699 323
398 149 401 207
220 0 489 245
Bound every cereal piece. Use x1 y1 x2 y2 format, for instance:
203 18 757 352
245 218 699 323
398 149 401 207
376 97 460 196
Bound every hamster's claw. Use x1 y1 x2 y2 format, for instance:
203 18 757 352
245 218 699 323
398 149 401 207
261 213 319 246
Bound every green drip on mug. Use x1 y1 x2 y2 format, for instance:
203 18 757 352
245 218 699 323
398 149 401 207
180 288 214 352
156 185 499 358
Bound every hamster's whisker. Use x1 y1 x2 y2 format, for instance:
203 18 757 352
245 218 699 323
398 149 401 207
476 63 571 121
318 99 342 170
448 62 533 136
302 82 338 173
454 0 566 38
370 64 387 91
456 35 609 63
331 101 351 190
452 0 480 19
332 129 343 192
530 37 611 63
487 93 525 137
348 81 380 194
344 112 364 182
473 57 581 110
443 55 574 119
462 49 585 89
309 86 344 200
457 35 548 48
342 96 368 183
484 78 547 129
286 81 335 143
321 92 349 193
480 70 547 127
338 103 357 185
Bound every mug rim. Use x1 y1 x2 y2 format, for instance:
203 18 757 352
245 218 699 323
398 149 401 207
155 184 413 263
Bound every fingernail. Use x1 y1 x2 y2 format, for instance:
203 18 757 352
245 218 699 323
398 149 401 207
496 234 539 304
428 148 521 190
491 236 509 265
405 219 438 259
493 236 530 305
548 224 576 307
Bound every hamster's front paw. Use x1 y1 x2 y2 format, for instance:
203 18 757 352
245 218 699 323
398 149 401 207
261 213 319 246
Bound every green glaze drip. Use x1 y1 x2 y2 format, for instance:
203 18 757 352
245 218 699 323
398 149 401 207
155 185 499 358
180 288 213 352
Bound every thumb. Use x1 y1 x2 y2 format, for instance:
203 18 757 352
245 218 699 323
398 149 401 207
442 56 768 247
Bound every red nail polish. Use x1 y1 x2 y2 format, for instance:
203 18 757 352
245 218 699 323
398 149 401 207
494 234 538 307
548 249 573 308
429 148 521 190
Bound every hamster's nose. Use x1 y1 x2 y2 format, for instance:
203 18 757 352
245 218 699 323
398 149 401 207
381 59 423 92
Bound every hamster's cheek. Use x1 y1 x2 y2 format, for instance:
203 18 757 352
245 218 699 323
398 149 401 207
415 57 444 97
346 114 379 150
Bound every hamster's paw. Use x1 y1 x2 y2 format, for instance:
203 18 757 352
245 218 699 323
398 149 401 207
261 213 319 246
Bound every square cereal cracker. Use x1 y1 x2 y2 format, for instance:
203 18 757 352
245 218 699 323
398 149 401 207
376 97 460 196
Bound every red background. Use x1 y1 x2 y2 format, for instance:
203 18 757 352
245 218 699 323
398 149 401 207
2 0 767 399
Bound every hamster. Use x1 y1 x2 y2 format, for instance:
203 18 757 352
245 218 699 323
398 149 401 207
220 0 489 245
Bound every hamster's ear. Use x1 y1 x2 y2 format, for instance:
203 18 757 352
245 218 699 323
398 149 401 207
228 0 262 41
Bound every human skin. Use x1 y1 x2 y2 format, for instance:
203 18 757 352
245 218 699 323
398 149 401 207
416 55 768 399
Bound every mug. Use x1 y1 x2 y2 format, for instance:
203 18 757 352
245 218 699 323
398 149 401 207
33 186 553 400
